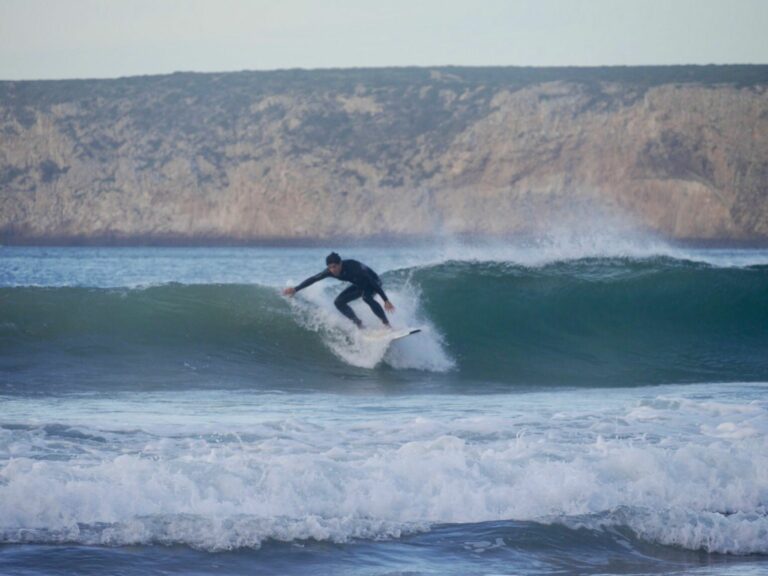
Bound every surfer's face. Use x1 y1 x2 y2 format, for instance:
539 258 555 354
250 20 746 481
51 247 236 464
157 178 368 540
328 262 342 276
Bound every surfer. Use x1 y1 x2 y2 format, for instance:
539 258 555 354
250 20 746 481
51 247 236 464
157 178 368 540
283 252 394 329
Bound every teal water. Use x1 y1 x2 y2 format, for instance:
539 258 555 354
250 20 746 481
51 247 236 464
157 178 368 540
1 243 767 575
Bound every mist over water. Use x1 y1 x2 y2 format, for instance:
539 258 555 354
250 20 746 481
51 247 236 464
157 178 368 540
1 238 767 575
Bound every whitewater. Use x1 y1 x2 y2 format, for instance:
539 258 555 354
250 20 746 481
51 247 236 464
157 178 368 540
1 239 767 576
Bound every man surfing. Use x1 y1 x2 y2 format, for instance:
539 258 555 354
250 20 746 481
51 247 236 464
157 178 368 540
283 252 394 329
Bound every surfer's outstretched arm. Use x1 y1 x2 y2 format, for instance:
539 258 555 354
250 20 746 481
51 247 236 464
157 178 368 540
283 269 331 296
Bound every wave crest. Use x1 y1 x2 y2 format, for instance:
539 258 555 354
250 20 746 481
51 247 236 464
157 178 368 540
2 256 767 389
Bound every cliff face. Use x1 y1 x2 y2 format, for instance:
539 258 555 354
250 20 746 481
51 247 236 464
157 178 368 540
1 66 767 243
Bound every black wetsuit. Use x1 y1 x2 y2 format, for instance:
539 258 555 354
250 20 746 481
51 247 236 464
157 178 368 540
293 259 389 327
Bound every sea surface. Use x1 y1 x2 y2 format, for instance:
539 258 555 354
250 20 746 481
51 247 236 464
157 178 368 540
1 237 767 575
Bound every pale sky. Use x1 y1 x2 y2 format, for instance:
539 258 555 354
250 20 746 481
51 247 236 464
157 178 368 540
1 0 766 80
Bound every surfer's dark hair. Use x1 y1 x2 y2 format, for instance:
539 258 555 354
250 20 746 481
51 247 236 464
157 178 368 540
326 252 342 265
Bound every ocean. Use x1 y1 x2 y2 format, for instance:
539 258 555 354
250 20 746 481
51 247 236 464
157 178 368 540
1 239 767 575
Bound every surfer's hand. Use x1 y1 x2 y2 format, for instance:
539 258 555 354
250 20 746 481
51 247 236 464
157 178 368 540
384 300 395 312
283 287 296 297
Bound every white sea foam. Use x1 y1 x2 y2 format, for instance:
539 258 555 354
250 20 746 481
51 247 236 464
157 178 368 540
1 384 766 553
287 280 454 371
376 233 768 271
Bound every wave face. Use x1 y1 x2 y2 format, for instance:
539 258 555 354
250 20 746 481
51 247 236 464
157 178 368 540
405 257 768 386
2 256 767 391
1 284 345 392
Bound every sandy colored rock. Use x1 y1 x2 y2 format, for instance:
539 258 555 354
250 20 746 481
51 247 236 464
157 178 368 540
0 66 766 243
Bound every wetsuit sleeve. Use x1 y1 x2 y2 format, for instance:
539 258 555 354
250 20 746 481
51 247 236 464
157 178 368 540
294 269 331 292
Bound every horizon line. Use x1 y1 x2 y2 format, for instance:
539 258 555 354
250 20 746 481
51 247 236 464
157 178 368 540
3 62 768 83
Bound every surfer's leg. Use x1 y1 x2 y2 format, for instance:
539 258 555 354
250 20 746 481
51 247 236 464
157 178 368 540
334 286 364 327
363 291 389 326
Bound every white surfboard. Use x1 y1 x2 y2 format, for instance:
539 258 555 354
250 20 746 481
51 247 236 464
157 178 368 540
361 327 422 342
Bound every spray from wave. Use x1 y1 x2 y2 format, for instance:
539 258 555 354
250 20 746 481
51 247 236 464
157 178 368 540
286 280 454 371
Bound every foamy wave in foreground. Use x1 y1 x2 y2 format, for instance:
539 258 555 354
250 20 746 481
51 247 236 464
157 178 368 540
1 385 766 554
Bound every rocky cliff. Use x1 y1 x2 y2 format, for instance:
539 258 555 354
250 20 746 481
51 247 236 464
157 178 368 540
1 66 767 243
